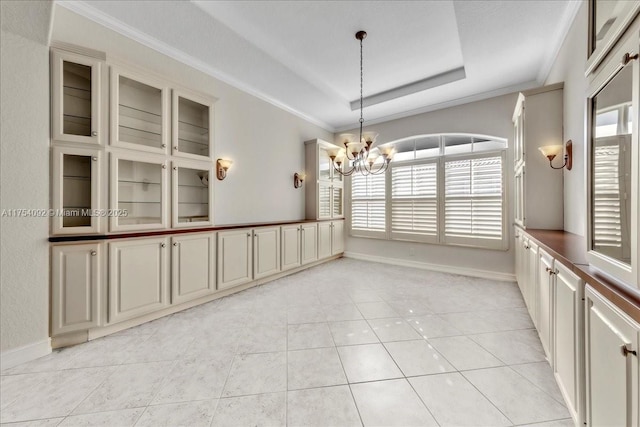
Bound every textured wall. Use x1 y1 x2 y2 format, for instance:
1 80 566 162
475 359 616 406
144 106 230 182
544 3 588 236
0 1 53 352
342 93 518 276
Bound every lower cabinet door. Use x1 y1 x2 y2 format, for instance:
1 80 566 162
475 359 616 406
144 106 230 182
553 261 584 424
253 227 280 280
171 233 216 304
585 285 639 427
281 224 301 271
331 220 344 255
526 240 539 326
537 249 554 361
217 229 253 290
301 223 318 265
318 222 332 259
109 237 170 324
51 243 102 335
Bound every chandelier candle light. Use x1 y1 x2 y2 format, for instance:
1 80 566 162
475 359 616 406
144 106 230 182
330 31 395 176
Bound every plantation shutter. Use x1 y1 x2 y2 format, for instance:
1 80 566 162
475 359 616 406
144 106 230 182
351 172 385 235
391 162 438 242
592 142 622 250
444 154 504 247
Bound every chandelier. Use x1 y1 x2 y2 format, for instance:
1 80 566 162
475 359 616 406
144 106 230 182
329 31 395 177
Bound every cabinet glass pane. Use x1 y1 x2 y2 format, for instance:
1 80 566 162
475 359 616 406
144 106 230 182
332 187 343 217
177 167 209 223
590 64 632 265
319 147 331 181
177 97 210 157
63 61 92 136
62 154 92 227
118 159 162 225
319 185 331 217
118 77 163 149
591 0 635 55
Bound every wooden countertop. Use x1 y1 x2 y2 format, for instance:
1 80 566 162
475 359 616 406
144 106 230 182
49 218 343 243
521 227 640 323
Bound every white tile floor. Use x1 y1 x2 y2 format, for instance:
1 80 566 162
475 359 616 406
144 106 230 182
0 258 574 427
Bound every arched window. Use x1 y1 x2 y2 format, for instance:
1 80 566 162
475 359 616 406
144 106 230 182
350 134 508 250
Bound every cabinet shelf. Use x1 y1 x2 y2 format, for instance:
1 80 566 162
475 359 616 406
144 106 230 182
178 202 208 205
177 183 206 188
118 180 161 186
178 137 208 147
63 175 91 181
178 120 209 135
119 201 161 204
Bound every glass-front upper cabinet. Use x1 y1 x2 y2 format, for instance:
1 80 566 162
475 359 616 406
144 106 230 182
587 0 640 73
110 153 168 231
51 50 102 144
172 90 214 160
171 160 214 227
51 146 102 234
111 66 169 154
587 23 639 287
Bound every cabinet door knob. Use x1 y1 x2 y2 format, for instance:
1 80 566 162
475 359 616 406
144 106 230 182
173 242 178 246
173 167 178 171
161 243 166 248
622 52 639 65
247 233 251 237
91 131 98 136
621 344 637 357
90 250 97 256
174 146 179 150
162 164 167 169
92 157 98 161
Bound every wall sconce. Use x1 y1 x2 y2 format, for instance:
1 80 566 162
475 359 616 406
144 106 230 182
294 172 306 189
539 140 572 170
216 158 233 180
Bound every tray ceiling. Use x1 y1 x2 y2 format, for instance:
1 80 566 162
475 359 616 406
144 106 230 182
57 0 581 131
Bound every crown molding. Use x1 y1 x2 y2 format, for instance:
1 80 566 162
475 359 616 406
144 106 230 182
54 0 335 133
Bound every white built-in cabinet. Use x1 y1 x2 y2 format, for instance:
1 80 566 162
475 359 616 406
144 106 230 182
585 285 639 427
301 223 318 264
49 45 346 347
217 228 253 290
318 220 344 259
109 237 170 324
305 139 344 220
109 152 169 231
110 65 170 155
537 248 555 361
553 261 584 424
253 227 281 280
512 84 564 229
281 224 302 271
171 233 216 304
51 243 102 335
51 146 103 234
51 49 103 145
514 228 586 426
172 89 214 160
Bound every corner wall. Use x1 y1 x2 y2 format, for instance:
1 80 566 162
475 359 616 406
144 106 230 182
544 2 588 236
342 93 518 278
0 1 53 359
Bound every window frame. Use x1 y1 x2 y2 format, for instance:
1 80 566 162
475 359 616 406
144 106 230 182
348 134 508 251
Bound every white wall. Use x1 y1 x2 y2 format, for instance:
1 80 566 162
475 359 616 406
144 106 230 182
341 93 518 278
544 2 588 237
0 1 53 357
51 6 333 225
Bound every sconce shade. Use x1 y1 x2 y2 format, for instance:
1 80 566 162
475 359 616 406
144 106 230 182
538 145 563 160
294 172 306 189
216 158 232 180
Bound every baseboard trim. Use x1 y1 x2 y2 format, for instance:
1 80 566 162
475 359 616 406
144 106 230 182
0 338 52 371
344 252 516 282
